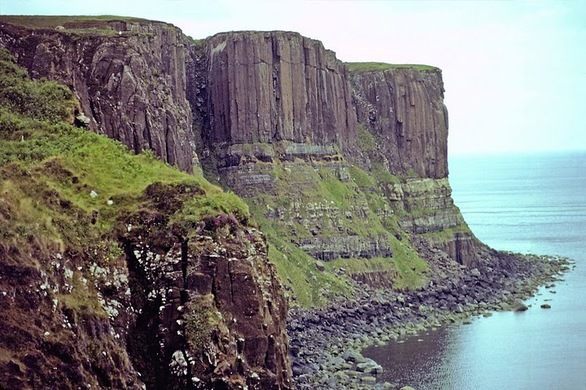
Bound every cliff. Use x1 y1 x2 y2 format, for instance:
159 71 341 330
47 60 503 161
0 49 290 389
0 15 497 388
347 63 482 266
203 31 356 150
0 16 486 293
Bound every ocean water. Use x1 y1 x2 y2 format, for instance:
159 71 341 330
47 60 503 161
364 151 586 390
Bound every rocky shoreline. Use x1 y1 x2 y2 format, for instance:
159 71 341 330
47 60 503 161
288 253 573 389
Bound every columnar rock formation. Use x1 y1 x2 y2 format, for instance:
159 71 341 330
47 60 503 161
204 31 356 149
0 17 484 269
0 15 497 389
349 66 480 265
350 67 449 178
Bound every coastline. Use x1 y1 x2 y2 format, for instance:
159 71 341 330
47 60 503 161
288 253 572 389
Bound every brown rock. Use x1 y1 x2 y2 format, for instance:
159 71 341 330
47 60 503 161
203 31 357 152
350 67 449 178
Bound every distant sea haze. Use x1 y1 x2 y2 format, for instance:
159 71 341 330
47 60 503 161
368 151 586 389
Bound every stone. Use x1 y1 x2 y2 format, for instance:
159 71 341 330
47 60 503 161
361 375 377 384
74 113 91 128
540 304 551 309
316 260 326 272
513 302 529 312
342 349 365 363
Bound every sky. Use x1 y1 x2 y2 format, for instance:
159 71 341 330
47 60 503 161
2 0 585 155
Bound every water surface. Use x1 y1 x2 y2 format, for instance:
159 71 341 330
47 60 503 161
364 151 586 389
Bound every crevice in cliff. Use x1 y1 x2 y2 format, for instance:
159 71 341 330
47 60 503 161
122 242 165 389
180 239 189 292
144 114 153 151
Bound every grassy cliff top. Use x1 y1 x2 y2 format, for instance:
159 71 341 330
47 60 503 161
0 48 247 251
0 15 155 28
346 62 439 73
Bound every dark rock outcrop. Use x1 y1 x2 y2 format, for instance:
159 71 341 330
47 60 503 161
117 183 291 389
0 180 292 389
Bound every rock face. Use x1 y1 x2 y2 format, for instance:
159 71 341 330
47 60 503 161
202 31 357 151
350 67 449 178
0 17 485 268
347 65 481 264
0 244 142 389
0 180 291 389
117 184 291 389
0 15 514 388
0 18 196 171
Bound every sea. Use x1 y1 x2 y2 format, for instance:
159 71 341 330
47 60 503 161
364 151 586 390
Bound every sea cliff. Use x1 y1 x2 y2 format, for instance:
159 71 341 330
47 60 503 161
0 16 567 390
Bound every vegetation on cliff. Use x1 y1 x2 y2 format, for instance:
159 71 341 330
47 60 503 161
346 62 439 73
0 49 292 389
0 15 156 36
0 47 246 233
242 158 430 307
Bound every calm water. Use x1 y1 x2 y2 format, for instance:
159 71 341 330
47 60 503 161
365 151 586 389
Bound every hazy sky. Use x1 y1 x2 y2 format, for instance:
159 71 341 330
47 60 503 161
2 0 585 155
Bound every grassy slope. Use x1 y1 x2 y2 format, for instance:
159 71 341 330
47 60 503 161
0 48 247 314
247 159 429 307
0 15 152 28
0 15 166 37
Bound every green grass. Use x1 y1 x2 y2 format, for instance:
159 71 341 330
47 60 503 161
184 294 223 352
0 15 152 29
0 15 167 37
371 162 402 185
323 237 428 291
317 168 354 207
346 62 439 73
262 222 353 307
244 157 433 305
0 50 249 316
388 235 429 289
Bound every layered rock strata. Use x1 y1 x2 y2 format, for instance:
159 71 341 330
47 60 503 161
349 67 482 265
